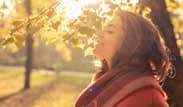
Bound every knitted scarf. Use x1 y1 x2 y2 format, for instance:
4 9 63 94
75 66 166 107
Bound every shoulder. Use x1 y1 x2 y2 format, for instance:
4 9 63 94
115 87 169 107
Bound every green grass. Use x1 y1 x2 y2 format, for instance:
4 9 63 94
0 67 92 107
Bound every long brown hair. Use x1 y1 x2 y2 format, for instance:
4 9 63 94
96 11 171 82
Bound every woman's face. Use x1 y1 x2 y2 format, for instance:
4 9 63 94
93 16 123 61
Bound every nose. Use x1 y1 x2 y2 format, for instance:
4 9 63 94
97 32 104 40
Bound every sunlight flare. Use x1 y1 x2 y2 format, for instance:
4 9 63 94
130 0 139 5
0 0 14 18
57 0 102 19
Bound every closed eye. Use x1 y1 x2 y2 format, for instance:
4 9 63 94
106 30 115 34
105 24 116 34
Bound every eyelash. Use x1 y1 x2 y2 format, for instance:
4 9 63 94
106 30 114 34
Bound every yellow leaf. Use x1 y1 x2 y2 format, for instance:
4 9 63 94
1 36 14 46
46 8 56 18
46 38 57 45
70 38 85 49
75 43 85 49
12 19 25 27
84 47 93 56
52 20 61 30
13 33 25 48
28 23 42 35
5 43 19 53
176 39 182 46
55 42 72 62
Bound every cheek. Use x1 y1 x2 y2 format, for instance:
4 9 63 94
104 38 121 56
105 42 116 53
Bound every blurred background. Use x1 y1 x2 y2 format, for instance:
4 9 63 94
0 0 183 107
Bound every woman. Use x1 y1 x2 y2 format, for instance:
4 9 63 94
75 11 170 107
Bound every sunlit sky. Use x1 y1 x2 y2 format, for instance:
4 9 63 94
56 0 139 19
57 0 103 19
0 0 14 10
0 0 14 17
0 0 182 20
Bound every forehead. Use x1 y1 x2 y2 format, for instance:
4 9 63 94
104 16 122 28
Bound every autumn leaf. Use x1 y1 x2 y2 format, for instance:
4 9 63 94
84 47 93 56
78 25 95 37
51 20 61 30
12 19 25 27
46 8 56 18
70 38 85 49
13 33 25 48
1 37 14 46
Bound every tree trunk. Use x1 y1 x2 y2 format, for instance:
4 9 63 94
24 0 33 90
139 0 183 107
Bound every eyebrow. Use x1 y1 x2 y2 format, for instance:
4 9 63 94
108 23 117 29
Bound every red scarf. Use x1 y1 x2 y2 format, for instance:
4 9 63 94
75 67 166 107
